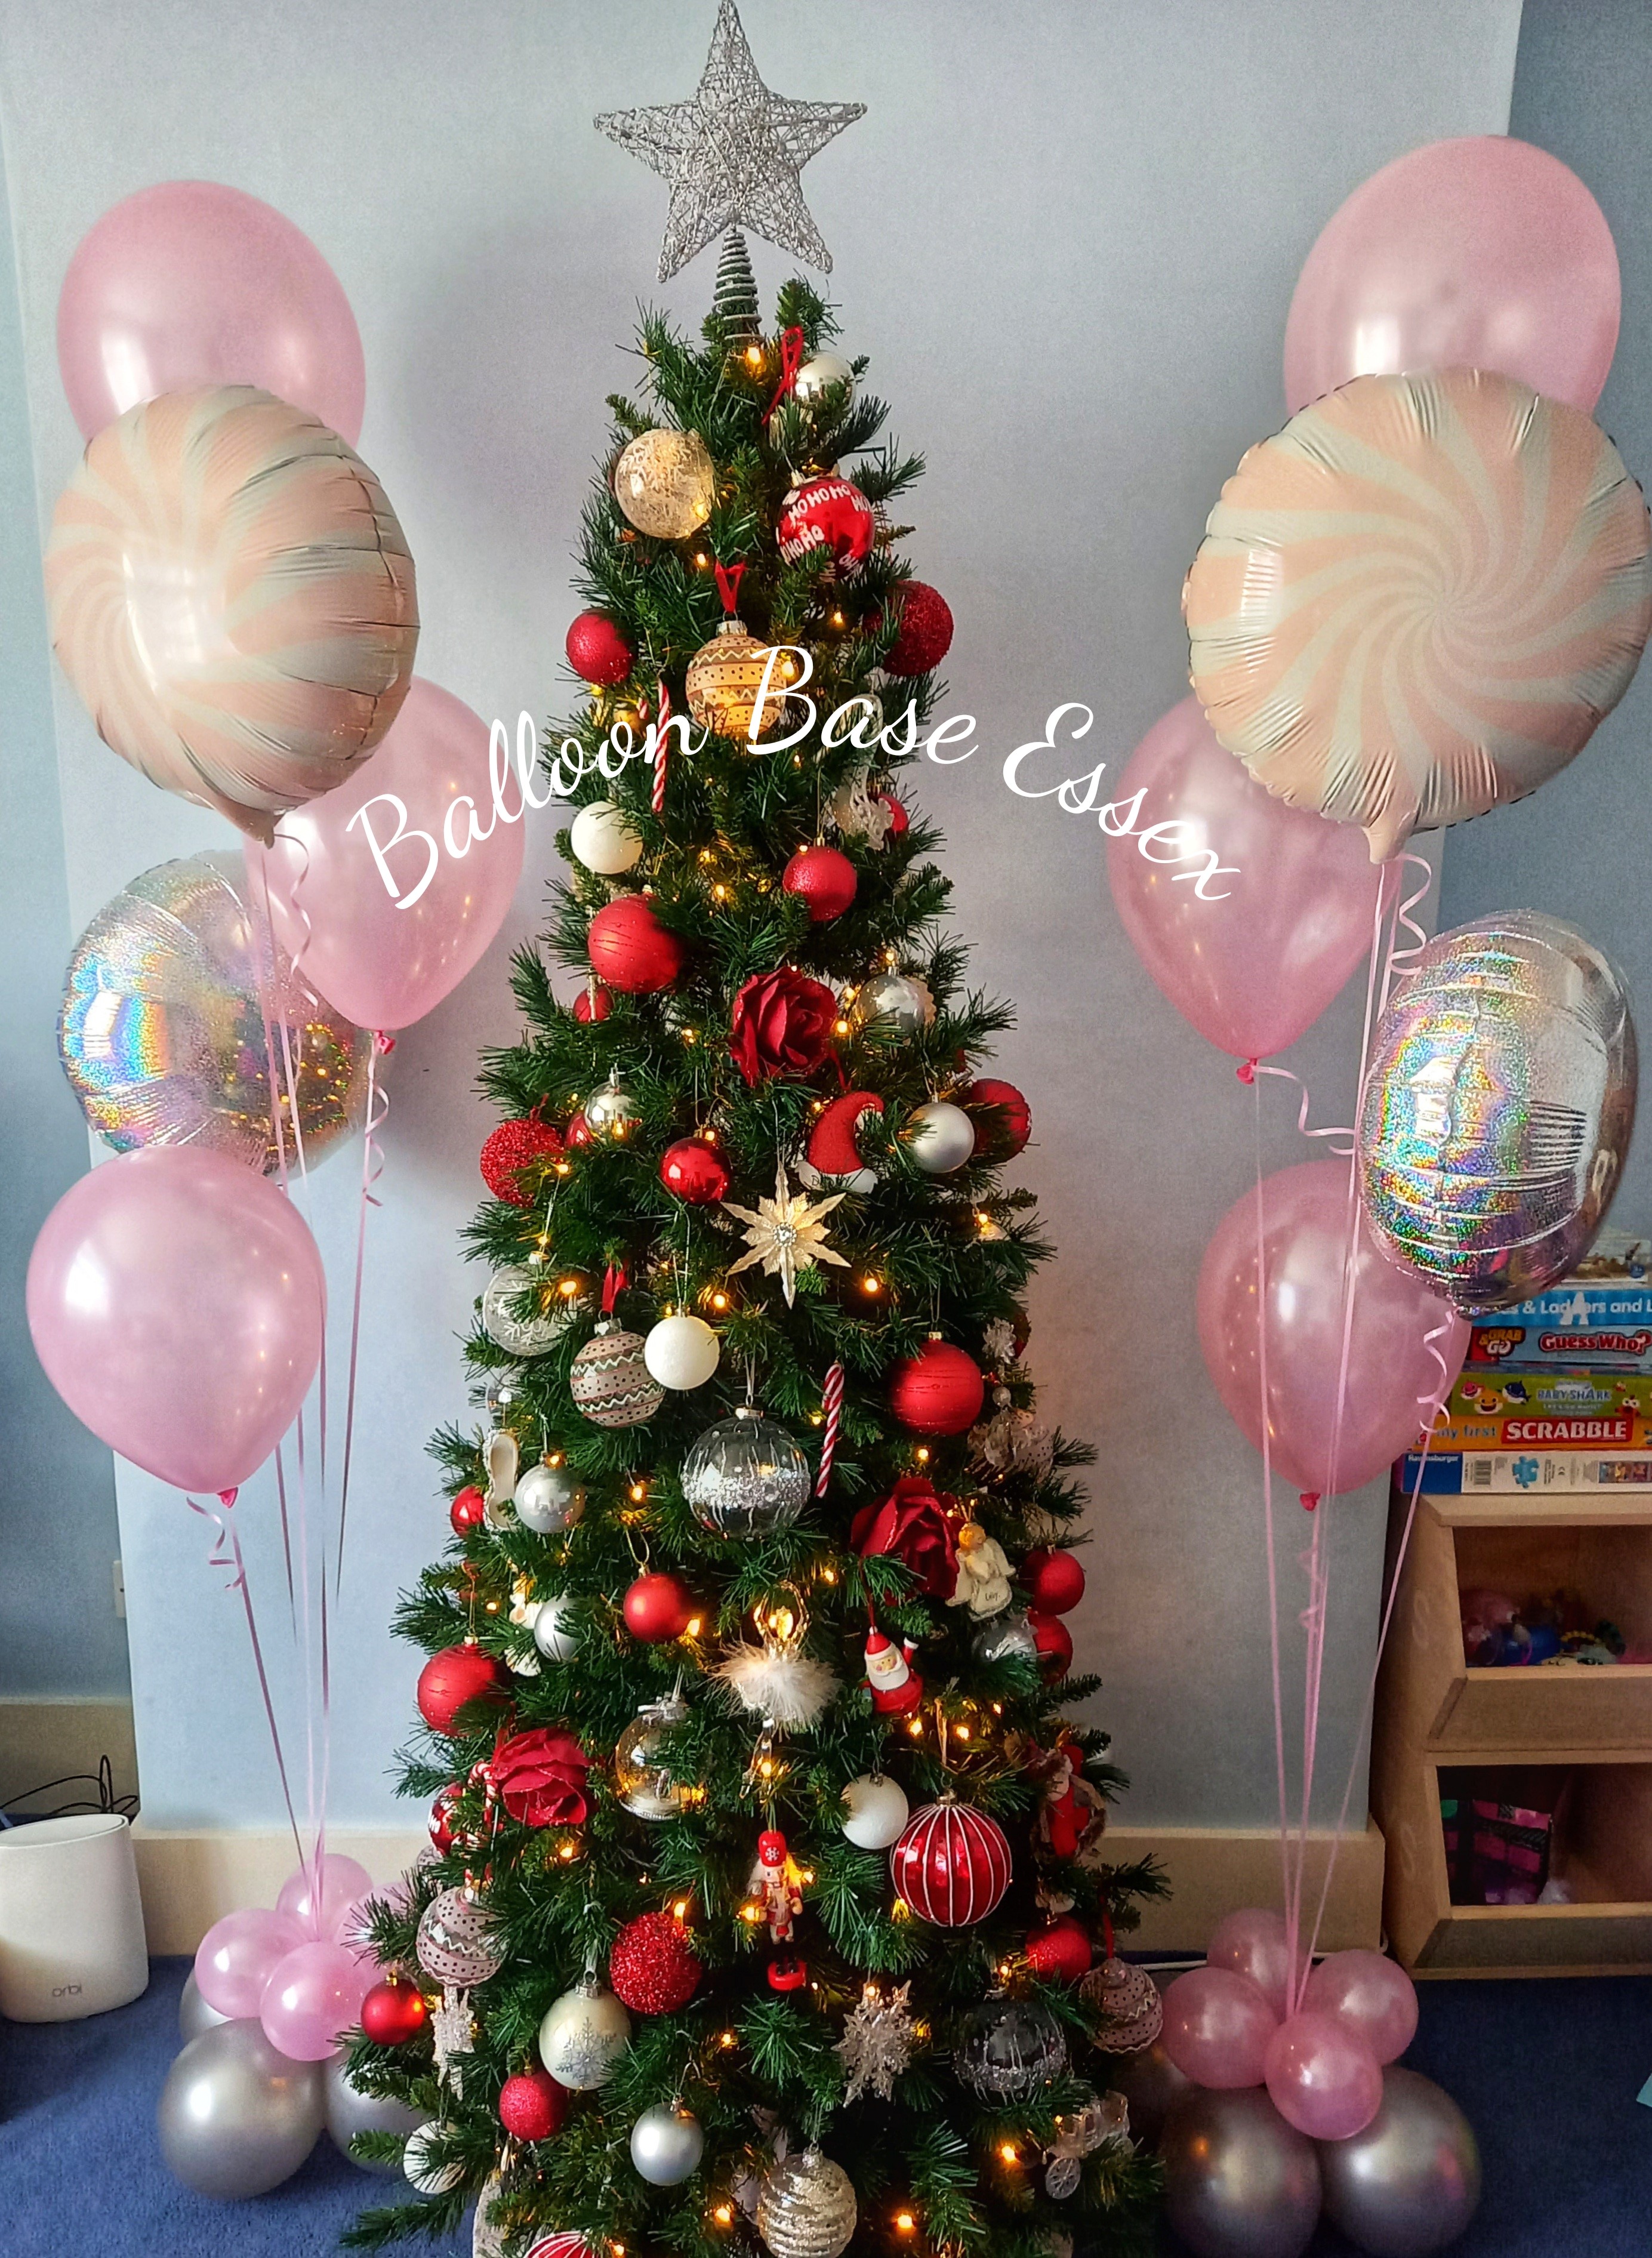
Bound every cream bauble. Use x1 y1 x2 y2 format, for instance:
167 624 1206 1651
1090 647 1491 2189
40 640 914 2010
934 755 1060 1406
538 1977 631 2089
570 799 643 876
613 429 715 540
907 1100 975 1173
839 1773 910 1850
513 1462 585 1534
643 1313 721 1391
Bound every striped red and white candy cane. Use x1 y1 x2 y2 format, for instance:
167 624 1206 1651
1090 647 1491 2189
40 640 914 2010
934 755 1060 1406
651 679 673 817
815 1360 845 1496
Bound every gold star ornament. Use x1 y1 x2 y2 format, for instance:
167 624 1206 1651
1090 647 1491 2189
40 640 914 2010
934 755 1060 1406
723 1161 849 1308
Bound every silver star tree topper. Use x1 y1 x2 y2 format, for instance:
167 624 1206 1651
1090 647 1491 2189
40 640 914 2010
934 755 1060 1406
596 0 865 282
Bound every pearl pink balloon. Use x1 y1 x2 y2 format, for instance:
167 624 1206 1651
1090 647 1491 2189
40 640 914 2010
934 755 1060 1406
1302 1949 1419 2066
26 1146 326 1493
1162 1966 1278 2090
57 181 364 444
260 1939 370 2063
1264 2010 1383 2140
275 1854 375 1942
1284 137 1619 417
1198 1158 1469 1501
248 679 525 1032
1206 1906 1293 2019
1107 698 1390 1059
194 1907 306 2019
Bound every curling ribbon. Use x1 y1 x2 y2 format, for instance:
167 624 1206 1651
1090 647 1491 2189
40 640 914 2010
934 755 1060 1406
600 1261 627 1316
814 1361 845 1497
713 559 747 615
764 325 806 423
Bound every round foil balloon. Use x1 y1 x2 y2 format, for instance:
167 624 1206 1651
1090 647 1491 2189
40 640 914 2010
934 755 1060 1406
1358 913 1637 1313
46 386 418 843
1183 369 1652 860
59 854 368 1174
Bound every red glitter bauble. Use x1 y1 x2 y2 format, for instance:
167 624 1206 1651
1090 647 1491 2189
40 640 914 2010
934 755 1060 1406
1022 1547 1086 1616
659 1137 730 1203
884 581 954 676
360 1974 429 2046
777 476 876 574
782 843 858 922
1029 1610 1074 1680
609 1911 704 2014
429 1785 462 1853
887 1339 985 1436
449 1485 486 1537
965 1079 1032 1160
417 1644 509 1735
565 610 633 687
573 980 612 1024
889 1797 1012 1927
499 2066 569 2141
588 895 686 994
1025 1915 1093 1982
621 1570 696 1643
480 1115 565 1205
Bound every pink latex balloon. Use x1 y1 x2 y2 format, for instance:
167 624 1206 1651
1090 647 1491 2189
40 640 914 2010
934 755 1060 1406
1264 2011 1383 2140
193 1906 305 2019
1161 1966 1278 2089
26 1146 326 1493
275 1853 375 1942
1107 699 1389 1059
1198 1159 1469 1501
58 181 364 443
1302 1949 1418 2066
1284 137 1619 417
259 1939 370 2063
1206 1906 1293 2019
248 679 525 1032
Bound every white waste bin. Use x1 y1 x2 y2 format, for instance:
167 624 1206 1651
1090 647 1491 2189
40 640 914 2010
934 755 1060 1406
0 1813 149 2020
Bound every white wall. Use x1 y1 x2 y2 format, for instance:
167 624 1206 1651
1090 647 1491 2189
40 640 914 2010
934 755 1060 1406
0 0 1520 1831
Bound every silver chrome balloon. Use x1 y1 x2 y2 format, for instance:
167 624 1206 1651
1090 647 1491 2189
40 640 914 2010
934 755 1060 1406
324 2055 426 2174
155 2019 325 2199
178 1969 230 2043
1317 2067 1481 2256
1358 911 1636 1314
1160 2086 1322 2258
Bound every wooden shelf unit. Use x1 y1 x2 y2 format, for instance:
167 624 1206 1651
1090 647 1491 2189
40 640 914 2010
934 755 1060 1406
1370 1488 1652 1977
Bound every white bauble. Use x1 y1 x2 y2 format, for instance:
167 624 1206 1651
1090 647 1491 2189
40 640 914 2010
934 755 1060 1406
794 351 855 407
514 1462 585 1534
570 799 643 876
404 2121 464 2194
533 1595 581 1662
840 1772 910 1850
908 1101 975 1173
538 1979 631 2089
630 2102 705 2186
643 1313 721 1391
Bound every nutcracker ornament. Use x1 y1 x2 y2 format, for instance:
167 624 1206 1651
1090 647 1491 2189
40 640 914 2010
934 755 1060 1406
746 1825 807 1990
862 1619 923 1714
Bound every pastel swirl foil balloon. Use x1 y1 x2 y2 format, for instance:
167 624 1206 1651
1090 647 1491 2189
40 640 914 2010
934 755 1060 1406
1358 911 1636 1313
1183 369 1652 860
45 385 418 843
59 852 369 1175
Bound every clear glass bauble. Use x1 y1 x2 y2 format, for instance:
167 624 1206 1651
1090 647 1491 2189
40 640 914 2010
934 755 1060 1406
483 1370 525 1419
682 1406 809 1536
756 2146 858 2258
973 1609 1039 1666
614 1693 696 1821
954 1997 1068 2102
481 1265 571 1357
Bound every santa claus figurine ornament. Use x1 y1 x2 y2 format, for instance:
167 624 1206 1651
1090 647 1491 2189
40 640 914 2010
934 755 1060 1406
863 1618 924 1714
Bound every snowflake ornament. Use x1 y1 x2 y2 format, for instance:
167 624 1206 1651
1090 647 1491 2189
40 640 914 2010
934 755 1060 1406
432 1985 477 2094
837 1979 917 2102
724 1161 849 1307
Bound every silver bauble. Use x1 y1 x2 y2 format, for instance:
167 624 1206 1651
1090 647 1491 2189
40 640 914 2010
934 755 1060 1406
482 1265 572 1357
682 1405 809 1535
907 1099 975 1173
1317 2067 1481 2256
178 1969 230 2043
324 2056 425 2174
756 2145 858 2258
538 1976 631 2089
156 2020 325 2200
417 1887 504 1988
405 2119 465 2194
614 1691 697 1820
583 1070 640 1141
793 351 855 407
532 1594 582 1661
973 1609 1039 1666
954 1998 1068 2102
630 2101 705 2185
1161 2087 1321 2258
850 971 935 1039
514 1461 586 1533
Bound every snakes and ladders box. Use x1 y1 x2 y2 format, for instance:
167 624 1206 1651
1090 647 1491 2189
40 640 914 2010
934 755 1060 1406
1467 1236 1652 1373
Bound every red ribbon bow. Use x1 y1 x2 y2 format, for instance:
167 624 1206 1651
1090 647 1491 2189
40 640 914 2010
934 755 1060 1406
764 326 806 423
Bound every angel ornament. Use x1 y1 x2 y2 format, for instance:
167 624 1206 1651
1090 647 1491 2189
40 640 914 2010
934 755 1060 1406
948 1517 1013 1618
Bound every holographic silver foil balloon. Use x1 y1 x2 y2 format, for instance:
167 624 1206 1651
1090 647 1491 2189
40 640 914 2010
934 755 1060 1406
155 2019 325 2198
1317 2068 1481 2256
1358 911 1636 1314
59 852 369 1175
1160 2086 1322 2258
323 2055 426 2174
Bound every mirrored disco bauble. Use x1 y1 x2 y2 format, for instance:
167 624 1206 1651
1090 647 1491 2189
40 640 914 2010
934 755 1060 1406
156 2019 325 2199
1358 911 1637 1312
514 1461 586 1534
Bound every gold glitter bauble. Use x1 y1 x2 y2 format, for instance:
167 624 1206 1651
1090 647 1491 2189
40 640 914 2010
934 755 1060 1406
686 625 786 741
613 429 715 540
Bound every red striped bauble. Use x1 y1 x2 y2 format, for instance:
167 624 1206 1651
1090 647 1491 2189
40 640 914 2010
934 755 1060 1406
526 2239 592 2258
889 1794 1012 1926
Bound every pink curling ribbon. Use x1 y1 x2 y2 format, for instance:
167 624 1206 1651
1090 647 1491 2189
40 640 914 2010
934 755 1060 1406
188 1487 305 1869
335 1035 393 1597
815 1361 846 1497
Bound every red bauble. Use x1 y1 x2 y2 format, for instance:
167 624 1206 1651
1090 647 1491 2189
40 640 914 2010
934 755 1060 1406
777 476 876 574
1022 1547 1086 1616
1025 1915 1093 1983
588 895 686 994
480 1114 565 1205
965 1079 1032 1161
527 2240 591 2258
449 1485 486 1537
573 980 612 1024
889 1797 1012 1927
565 610 633 687
887 1339 985 1436
622 1571 696 1643
884 581 954 676
806 1089 884 1185
499 2066 569 2141
565 1112 593 1148
609 1910 704 2013
429 1785 463 1853
1029 1610 1074 1679
881 792 910 837
659 1136 730 1204
782 843 858 922
417 1644 509 1735
360 1974 430 2046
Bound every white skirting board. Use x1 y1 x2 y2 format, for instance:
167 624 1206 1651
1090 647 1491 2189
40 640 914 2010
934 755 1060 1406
129 1818 1385 1957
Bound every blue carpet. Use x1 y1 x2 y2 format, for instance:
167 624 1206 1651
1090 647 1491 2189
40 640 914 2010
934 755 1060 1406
2 1960 1650 2254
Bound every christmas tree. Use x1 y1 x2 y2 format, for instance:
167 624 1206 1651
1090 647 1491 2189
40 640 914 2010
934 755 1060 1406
343 16 1164 2254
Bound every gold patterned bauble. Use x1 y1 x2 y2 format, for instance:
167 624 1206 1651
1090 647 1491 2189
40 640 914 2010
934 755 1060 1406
1080 1956 1164 2055
569 1322 664 1428
756 2146 858 2258
686 620 787 742
613 429 715 540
